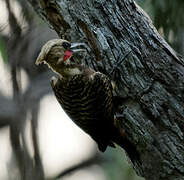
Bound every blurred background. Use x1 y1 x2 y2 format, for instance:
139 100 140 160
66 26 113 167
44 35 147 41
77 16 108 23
0 0 183 179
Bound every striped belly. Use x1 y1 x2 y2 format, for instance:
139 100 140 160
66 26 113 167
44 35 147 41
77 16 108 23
53 74 113 136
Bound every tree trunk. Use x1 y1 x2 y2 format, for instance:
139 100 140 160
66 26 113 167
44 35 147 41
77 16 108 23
28 0 184 179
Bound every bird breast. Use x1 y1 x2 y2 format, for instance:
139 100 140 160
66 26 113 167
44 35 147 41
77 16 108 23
52 72 114 135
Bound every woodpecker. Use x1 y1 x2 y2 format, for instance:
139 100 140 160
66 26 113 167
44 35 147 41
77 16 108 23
35 39 135 155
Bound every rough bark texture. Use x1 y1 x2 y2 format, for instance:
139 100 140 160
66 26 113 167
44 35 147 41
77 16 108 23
28 0 184 180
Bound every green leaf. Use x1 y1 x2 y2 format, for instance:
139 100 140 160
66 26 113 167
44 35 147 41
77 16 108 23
0 36 7 63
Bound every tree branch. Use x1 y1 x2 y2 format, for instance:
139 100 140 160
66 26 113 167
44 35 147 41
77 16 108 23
31 103 45 180
0 95 18 127
49 153 105 180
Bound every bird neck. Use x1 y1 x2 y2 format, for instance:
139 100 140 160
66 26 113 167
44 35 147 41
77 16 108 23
62 67 82 77
51 63 95 80
56 65 83 79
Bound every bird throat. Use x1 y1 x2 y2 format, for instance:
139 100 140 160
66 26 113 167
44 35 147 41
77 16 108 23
63 67 82 77
45 59 82 78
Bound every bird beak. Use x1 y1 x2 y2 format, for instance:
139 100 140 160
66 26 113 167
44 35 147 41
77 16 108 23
70 42 87 53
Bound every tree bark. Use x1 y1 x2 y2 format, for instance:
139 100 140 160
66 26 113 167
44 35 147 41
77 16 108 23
28 0 184 180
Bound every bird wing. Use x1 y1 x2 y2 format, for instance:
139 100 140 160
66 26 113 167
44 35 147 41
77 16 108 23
50 72 115 151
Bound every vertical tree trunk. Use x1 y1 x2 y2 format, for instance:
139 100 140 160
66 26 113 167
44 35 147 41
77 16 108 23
29 0 184 179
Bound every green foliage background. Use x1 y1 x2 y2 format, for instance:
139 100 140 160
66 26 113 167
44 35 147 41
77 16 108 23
137 0 184 56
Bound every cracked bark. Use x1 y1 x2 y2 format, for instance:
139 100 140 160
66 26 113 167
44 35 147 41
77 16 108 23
28 0 184 180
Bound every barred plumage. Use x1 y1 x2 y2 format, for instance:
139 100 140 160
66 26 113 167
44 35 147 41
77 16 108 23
51 71 116 151
35 39 136 154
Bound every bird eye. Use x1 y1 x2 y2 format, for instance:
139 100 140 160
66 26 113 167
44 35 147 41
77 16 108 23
62 42 71 49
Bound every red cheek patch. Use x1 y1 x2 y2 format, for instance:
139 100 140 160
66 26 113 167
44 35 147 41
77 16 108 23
64 50 73 61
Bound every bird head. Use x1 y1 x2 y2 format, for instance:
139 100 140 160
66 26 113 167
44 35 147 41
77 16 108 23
35 39 87 77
